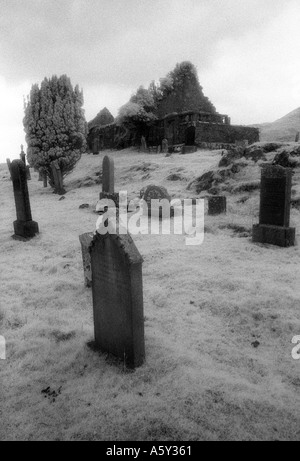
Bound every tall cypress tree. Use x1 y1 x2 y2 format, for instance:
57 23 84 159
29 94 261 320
23 75 87 189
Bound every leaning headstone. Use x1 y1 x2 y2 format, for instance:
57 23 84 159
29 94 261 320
10 159 39 240
252 165 295 247
79 232 94 287
51 160 66 195
89 231 145 368
99 155 119 207
208 196 227 215
142 184 172 218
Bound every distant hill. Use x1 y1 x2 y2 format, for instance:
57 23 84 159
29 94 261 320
251 107 300 142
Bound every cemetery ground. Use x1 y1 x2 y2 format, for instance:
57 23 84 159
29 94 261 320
0 147 300 441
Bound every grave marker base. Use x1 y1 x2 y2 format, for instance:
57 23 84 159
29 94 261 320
13 220 39 239
252 224 295 247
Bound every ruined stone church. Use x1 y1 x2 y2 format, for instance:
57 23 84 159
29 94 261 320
87 62 259 152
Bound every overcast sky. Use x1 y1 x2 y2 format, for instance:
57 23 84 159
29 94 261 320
0 0 299 162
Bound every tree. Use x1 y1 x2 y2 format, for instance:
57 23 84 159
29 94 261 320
23 75 87 190
116 86 157 137
154 61 217 118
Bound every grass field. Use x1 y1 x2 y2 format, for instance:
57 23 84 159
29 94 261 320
0 148 299 441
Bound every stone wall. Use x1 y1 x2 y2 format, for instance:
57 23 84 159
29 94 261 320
87 116 259 151
194 122 259 145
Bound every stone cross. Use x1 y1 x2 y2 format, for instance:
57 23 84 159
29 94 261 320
252 165 295 247
10 159 39 240
89 231 145 368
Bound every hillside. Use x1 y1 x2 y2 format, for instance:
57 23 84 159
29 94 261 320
253 107 300 142
0 148 300 441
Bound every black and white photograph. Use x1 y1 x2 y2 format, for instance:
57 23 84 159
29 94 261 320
0 0 299 444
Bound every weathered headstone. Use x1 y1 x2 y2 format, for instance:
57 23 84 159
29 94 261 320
89 231 145 368
295 132 299 143
43 173 48 187
51 160 65 195
161 138 168 154
142 184 172 218
208 195 227 215
10 160 39 240
79 232 94 287
99 155 119 206
140 136 148 153
252 165 295 247
38 170 43 181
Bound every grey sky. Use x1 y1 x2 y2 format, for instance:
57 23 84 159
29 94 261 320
0 0 299 160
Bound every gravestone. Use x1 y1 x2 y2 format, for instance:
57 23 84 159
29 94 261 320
43 173 48 188
89 231 145 368
208 196 227 215
252 165 295 247
26 166 31 180
140 136 148 153
6 158 12 180
38 170 43 181
161 138 168 154
10 159 39 240
51 160 65 195
79 232 94 287
142 184 172 218
99 155 119 207
295 132 299 143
